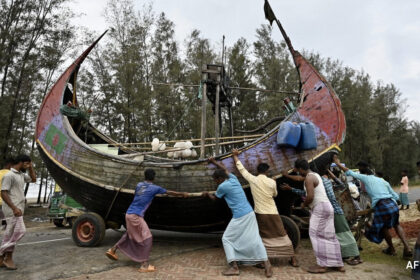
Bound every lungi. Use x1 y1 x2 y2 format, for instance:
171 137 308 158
255 213 294 258
116 214 152 263
334 213 359 258
412 243 420 280
222 211 268 264
0 216 26 254
309 202 343 267
399 193 409 206
365 198 399 244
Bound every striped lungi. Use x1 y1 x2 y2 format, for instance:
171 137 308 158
0 216 26 254
222 211 268 264
334 213 359 258
309 202 343 267
365 198 399 244
116 214 153 263
256 213 294 258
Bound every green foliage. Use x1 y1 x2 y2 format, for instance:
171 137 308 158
0 0 76 167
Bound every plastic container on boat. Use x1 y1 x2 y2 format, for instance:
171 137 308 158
277 121 301 147
297 122 317 150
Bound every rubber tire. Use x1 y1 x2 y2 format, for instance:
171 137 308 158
281 215 301 249
72 212 106 247
53 219 64 227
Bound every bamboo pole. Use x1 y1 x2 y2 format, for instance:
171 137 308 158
200 66 208 158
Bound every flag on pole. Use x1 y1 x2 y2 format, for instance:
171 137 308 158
264 0 277 26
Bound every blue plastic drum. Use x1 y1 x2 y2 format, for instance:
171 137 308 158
277 121 301 147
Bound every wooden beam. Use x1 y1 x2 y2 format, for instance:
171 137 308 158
214 68 221 156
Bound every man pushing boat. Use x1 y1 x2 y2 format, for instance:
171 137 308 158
333 156 412 259
105 169 188 273
202 157 273 277
231 149 299 267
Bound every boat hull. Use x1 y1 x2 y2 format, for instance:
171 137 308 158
35 26 346 232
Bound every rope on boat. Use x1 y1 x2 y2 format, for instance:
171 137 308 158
104 162 143 220
153 82 301 95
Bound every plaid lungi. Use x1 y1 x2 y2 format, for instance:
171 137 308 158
365 198 399 244
0 216 26 254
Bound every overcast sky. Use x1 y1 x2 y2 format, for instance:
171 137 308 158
72 0 420 122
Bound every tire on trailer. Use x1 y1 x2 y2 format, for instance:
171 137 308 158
72 212 106 247
53 219 64 227
281 215 300 249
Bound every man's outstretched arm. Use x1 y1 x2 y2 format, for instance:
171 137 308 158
281 171 305 182
209 157 229 175
232 149 255 183
201 191 218 201
166 190 189 198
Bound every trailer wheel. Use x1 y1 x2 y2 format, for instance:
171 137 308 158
72 212 105 247
281 215 300 249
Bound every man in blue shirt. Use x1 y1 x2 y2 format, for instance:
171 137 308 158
333 156 412 259
106 169 188 273
202 157 272 278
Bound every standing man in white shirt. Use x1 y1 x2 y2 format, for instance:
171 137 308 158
0 155 36 270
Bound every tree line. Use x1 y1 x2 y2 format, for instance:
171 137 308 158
0 0 419 193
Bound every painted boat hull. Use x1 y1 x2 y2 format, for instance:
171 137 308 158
35 29 346 232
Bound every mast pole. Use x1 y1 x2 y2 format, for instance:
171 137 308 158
214 69 221 156
200 65 208 159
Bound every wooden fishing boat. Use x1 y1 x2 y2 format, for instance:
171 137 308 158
35 2 346 246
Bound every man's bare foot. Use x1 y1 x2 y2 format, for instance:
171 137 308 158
255 263 265 269
105 248 118 261
264 261 273 278
288 256 299 267
138 264 156 273
334 266 346 272
3 253 17 270
382 247 396 256
222 266 240 276
307 265 327 273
